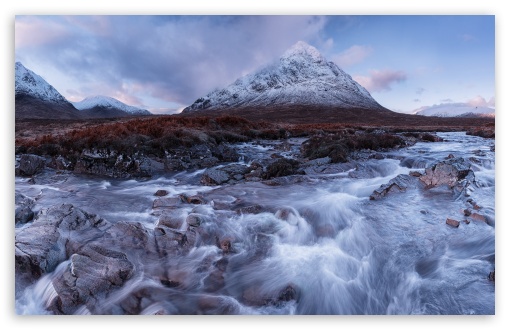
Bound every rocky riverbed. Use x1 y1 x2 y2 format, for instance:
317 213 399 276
15 131 495 315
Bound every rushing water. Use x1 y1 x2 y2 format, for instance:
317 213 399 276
15 132 495 315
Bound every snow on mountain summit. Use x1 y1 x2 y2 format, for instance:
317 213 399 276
183 41 383 113
15 62 68 104
73 96 152 115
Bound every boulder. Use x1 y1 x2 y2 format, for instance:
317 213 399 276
370 174 415 200
201 169 230 185
15 193 35 224
419 158 473 188
446 218 460 228
16 154 46 176
154 190 168 197
49 244 134 315
262 158 302 180
469 213 487 223
201 164 251 186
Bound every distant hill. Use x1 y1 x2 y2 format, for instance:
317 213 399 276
73 96 152 118
413 103 495 118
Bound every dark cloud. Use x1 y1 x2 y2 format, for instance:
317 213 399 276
353 69 407 93
415 87 425 95
15 15 329 108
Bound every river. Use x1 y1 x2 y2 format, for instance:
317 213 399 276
15 132 495 315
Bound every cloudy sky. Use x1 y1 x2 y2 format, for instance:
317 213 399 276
15 15 495 114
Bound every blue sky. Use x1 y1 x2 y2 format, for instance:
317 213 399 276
15 15 495 114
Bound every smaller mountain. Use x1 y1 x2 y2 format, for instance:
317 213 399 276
73 96 152 118
413 103 495 118
15 62 82 120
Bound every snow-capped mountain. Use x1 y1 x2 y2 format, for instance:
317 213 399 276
183 41 383 113
15 62 69 104
413 103 495 118
73 96 152 116
15 62 82 120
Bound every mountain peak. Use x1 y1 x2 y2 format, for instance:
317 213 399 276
281 41 324 62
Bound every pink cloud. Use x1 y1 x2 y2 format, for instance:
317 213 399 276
354 69 407 92
333 45 373 68
467 95 495 108
15 17 70 48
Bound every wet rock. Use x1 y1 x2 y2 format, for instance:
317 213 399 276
15 193 35 224
262 175 309 186
211 143 240 162
469 213 487 223
242 284 299 307
74 152 152 178
201 169 230 185
152 197 183 209
15 206 34 224
409 171 423 177
103 222 150 251
181 194 207 204
216 237 234 254
370 174 415 200
157 214 184 230
467 199 482 210
244 166 264 181
16 154 46 176
15 204 109 285
463 219 471 224
197 295 240 315
201 164 251 185
446 154 455 159
49 155 73 171
419 158 473 188
446 218 460 228
152 227 187 257
186 213 210 227
235 204 265 215
154 189 169 197
262 158 301 180
488 271 495 282
463 209 472 216
49 244 134 315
